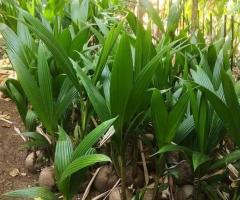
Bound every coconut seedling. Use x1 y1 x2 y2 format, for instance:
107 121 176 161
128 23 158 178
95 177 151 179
154 46 240 198
17 8 124 137
150 88 189 198
74 19 189 198
192 68 240 150
5 117 116 200
0 21 78 136
0 1 93 138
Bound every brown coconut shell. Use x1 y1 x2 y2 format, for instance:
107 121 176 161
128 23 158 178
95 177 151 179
94 165 118 192
39 166 55 190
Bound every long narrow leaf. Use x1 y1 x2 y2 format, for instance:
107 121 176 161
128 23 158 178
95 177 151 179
72 118 116 159
151 89 168 146
197 96 208 153
54 126 73 197
60 154 111 182
93 21 123 83
167 93 189 142
37 42 54 130
110 34 133 133
0 24 52 131
22 11 80 90
221 71 240 128
140 0 164 33
5 187 57 200
209 150 240 171
125 43 168 122
73 61 110 121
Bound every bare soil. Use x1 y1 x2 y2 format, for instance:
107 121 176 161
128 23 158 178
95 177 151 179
0 99 37 200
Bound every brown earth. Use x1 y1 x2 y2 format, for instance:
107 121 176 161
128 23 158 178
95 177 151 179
0 99 37 200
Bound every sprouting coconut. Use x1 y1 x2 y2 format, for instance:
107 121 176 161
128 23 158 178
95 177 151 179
108 187 132 200
25 150 44 173
176 185 194 200
94 165 118 192
174 160 193 185
125 166 144 188
75 190 100 200
145 133 154 142
142 188 154 200
38 166 55 190
166 151 180 166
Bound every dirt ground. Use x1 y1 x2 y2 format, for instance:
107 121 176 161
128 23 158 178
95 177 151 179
0 99 37 200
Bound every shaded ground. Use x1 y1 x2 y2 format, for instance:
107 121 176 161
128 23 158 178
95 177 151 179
0 99 37 199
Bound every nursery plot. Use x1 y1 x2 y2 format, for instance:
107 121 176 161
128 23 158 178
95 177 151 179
1 0 240 200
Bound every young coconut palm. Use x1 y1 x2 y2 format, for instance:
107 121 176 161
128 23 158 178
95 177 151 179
5 118 116 200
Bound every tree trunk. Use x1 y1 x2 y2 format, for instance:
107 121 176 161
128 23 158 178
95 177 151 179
137 0 144 22
191 0 198 32
231 15 234 69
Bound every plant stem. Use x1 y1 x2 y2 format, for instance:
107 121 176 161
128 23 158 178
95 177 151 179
119 152 127 200
233 188 239 200
80 98 87 136
110 141 120 176
194 171 200 200
151 154 165 200
152 175 159 200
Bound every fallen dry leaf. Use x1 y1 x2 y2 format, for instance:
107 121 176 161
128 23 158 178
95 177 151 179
2 124 10 128
82 168 101 200
21 172 27 176
0 114 12 124
9 168 20 177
